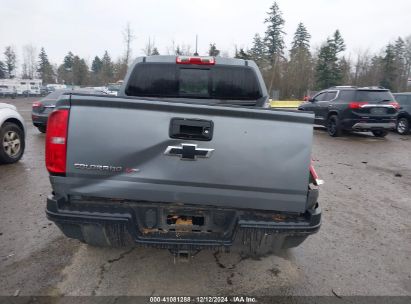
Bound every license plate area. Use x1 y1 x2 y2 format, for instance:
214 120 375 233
370 107 387 115
167 214 205 232
134 205 237 239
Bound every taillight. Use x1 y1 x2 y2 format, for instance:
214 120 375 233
32 101 43 110
176 56 215 65
389 101 400 110
349 102 368 109
46 109 69 174
310 162 324 186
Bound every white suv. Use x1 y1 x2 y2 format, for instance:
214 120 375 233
0 103 26 164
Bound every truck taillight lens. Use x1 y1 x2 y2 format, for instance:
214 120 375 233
32 101 43 108
310 162 323 186
349 102 368 109
176 56 215 65
46 109 69 174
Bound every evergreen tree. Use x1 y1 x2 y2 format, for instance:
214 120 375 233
57 65 67 84
72 56 89 85
101 51 114 84
331 30 346 54
0 61 6 79
90 56 103 85
287 23 313 98
208 43 220 57
315 30 346 89
234 48 251 60
291 23 310 51
4 46 17 78
63 51 74 70
339 56 352 84
249 34 267 68
91 56 103 74
263 1 285 95
380 43 397 90
264 1 285 59
368 55 384 85
151 47 160 55
37 47 54 84
393 37 406 91
57 52 75 85
315 39 339 89
405 36 411 87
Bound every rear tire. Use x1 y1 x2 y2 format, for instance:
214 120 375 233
327 115 342 137
372 130 388 137
37 125 47 133
0 122 25 164
396 117 410 135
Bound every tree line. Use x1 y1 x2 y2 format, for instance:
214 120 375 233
1 1 410 99
234 1 411 99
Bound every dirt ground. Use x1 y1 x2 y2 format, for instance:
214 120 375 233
0 97 410 297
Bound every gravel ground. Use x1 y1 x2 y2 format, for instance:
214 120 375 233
0 97 410 297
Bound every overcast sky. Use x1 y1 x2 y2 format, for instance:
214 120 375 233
1 0 410 67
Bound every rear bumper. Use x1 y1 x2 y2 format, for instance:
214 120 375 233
46 195 321 250
32 113 48 126
341 118 396 131
352 122 396 130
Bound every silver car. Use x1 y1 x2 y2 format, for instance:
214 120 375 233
0 103 25 164
0 85 17 98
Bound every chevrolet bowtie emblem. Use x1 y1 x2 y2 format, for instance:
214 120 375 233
164 144 214 160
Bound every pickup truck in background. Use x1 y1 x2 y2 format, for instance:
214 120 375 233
45 56 321 257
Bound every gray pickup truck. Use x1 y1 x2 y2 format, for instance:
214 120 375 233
45 55 321 257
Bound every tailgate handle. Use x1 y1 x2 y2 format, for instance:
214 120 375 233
169 118 213 141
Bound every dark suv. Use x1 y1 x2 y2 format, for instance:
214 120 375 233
393 93 411 135
298 86 399 137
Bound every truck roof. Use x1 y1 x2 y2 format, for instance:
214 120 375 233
133 55 259 68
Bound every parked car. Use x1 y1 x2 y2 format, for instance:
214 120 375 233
40 86 53 96
393 92 411 135
46 84 67 92
0 85 17 98
0 103 25 164
45 55 321 257
106 84 122 96
298 86 399 137
32 88 108 133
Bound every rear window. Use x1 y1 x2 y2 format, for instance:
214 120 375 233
125 63 262 101
180 69 209 96
355 90 394 102
44 90 64 100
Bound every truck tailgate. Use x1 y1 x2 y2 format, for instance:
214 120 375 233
60 95 314 213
